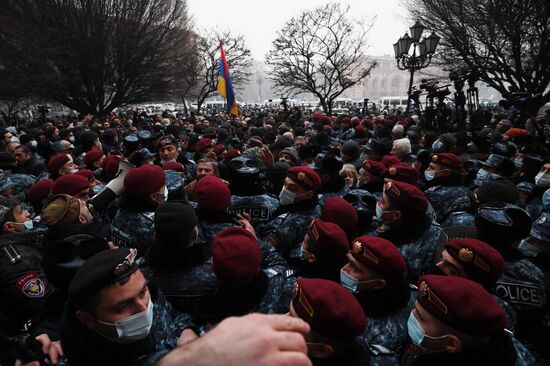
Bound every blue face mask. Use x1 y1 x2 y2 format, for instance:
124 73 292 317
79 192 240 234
375 203 383 219
476 168 489 181
30 140 38 148
432 140 444 152
91 185 104 196
14 220 33 231
542 188 550 211
514 158 523 169
407 312 425 347
340 269 378 293
424 170 436 181
407 312 449 351
518 239 539 258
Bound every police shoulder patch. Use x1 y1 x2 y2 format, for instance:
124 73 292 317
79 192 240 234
16 272 46 298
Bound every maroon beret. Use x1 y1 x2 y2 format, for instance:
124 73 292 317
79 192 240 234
384 180 428 214
213 143 226 156
417 275 507 337
292 278 366 342
196 176 230 212
312 111 322 120
381 155 400 168
74 169 94 181
322 125 333 134
350 236 406 279
383 163 420 184
28 179 53 204
194 138 212 152
162 161 185 173
223 148 241 162
83 149 104 166
320 116 330 125
287 166 321 193
307 219 349 259
212 227 261 282
362 160 385 178
52 174 90 196
320 197 358 236
102 155 124 181
47 153 72 174
355 124 366 134
445 238 505 288
431 153 462 169
124 164 165 196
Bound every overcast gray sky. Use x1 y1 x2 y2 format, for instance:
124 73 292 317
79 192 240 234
187 0 411 61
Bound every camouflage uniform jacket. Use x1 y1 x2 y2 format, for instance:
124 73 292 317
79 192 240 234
441 211 475 228
424 185 474 223
258 200 321 260
494 258 546 320
229 193 280 228
361 286 417 352
110 208 155 255
256 265 298 314
140 242 219 319
318 186 351 207
375 221 446 283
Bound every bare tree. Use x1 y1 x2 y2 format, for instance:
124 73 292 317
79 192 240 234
0 0 194 116
266 3 376 114
408 0 550 108
191 30 253 113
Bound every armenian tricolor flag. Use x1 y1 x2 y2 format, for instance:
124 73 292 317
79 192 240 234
217 43 238 116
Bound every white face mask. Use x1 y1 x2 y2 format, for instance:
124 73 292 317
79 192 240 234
535 171 550 187
97 299 154 344
279 187 296 206
339 269 378 293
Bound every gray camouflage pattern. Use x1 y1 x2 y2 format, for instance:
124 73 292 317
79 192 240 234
110 209 155 255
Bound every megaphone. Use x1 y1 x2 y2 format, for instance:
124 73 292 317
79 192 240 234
88 160 134 213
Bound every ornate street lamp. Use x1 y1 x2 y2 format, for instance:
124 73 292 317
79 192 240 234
393 21 439 113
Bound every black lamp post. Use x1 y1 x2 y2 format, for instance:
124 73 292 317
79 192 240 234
394 21 440 113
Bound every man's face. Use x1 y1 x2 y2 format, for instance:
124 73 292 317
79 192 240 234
159 144 178 161
435 250 466 277
94 155 107 169
15 147 32 164
74 186 92 202
3 132 13 143
3 205 31 233
60 161 78 175
410 301 454 347
196 162 215 179
13 205 31 232
279 153 293 164
53 129 60 139
425 162 445 175
283 177 308 197
86 270 150 329
293 138 306 150
341 253 376 283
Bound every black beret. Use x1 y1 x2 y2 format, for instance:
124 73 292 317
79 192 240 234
298 144 323 160
68 248 138 307
154 202 197 244
364 138 386 155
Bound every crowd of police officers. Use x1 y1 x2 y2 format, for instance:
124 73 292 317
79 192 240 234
0 105 549 366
